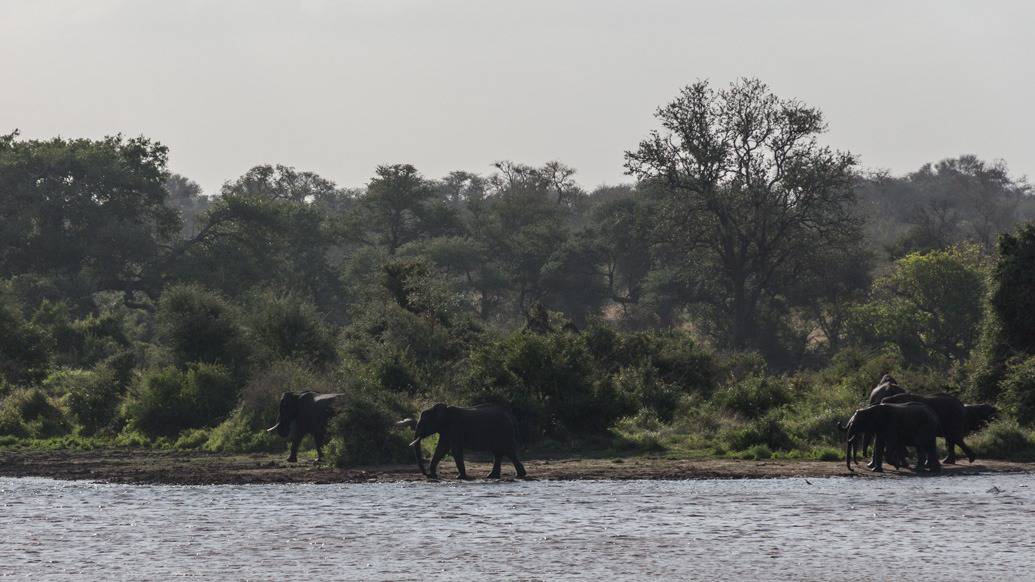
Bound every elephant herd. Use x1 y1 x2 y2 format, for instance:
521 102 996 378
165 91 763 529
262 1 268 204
841 374 998 474
265 373 999 479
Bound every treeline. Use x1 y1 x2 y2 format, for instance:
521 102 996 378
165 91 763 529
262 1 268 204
2 79 1034 463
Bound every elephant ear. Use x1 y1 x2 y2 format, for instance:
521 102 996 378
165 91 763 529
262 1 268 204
432 403 449 422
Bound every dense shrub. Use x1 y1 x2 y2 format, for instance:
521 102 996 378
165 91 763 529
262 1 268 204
714 375 791 417
325 389 412 467
999 356 1035 427
465 330 632 440
613 364 682 422
157 285 249 374
0 299 52 386
968 419 1035 460
59 366 123 435
0 388 69 438
721 414 795 452
246 291 337 368
122 363 237 437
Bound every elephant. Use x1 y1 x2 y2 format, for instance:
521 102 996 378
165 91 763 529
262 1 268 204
841 401 941 473
881 392 975 464
397 403 527 480
860 374 906 465
266 391 341 463
964 403 998 435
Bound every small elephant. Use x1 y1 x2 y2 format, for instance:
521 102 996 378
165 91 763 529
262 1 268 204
860 374 906 467
266 391 341 463
842 401 940 473
881 392 975 464
397 403 527 480
963 403 998 435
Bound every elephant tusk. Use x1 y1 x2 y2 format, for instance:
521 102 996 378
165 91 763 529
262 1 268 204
396 418 417 428
408 438 421 447
266 424 280 433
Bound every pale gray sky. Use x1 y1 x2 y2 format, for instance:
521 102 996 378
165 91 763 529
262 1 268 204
2 0 1032 193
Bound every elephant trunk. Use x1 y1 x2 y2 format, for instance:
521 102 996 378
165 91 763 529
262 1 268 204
412 438 429 477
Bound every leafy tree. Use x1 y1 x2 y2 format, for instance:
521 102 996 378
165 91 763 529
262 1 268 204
164 174 211 238
353 164 454 255
0 131 180 303
848 244 987 364
625 78 860 350
156 284 249 375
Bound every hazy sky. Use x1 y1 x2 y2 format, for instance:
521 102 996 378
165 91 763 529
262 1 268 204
2 1 1032 193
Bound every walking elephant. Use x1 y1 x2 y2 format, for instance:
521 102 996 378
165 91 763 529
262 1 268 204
881 392 975 464
841 401 941 473
267 391 341 463
397 403 527 480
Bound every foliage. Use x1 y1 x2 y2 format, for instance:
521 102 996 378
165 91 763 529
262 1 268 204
157 284 249 375
325 388 412 467
122 363 237 437
847 244 987 364
967 419 1035 461
625 78 862 352
0 388 69 438
245 291 337 368
58 366 123 435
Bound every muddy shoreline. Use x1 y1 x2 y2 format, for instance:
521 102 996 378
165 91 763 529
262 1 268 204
1 448 1031 485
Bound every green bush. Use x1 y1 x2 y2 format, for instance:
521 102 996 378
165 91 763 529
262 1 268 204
465 330 632 440
174 428 211 450
613 364 682 422
60 366 123 435
246 291 337 368
714 375 790 418
0 388 69 438
721 413 795 452
325 389 412 467
122 363 238 437
157 284 249 375
734 444 773 460
999 356 1035 426
968 419 1035 460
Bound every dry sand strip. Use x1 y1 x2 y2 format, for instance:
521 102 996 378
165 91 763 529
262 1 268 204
1 449 1031 485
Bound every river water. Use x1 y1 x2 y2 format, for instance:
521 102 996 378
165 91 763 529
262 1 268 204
1 474 1033 581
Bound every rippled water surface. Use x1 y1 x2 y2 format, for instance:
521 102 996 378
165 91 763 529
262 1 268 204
2 474 1034 580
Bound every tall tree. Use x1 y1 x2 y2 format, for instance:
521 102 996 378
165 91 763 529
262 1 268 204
0 131 180 305
625 78 860 349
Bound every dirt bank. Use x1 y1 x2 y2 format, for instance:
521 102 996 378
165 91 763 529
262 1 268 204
1 448 1031 485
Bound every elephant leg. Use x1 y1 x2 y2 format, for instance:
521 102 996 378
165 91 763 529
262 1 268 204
487 454 502 479
509 451 527 478
926 441 941 472
314 433 326 464
958 438 976 464
287 434 302 463
870 436 884 473
428 439 449 480
451 444 470 480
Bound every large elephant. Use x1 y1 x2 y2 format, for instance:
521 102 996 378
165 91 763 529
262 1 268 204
881 392 975 464
841 401 941 473
963 403 998 434
266 391 341 463
860 374 906 465
397 403 527 480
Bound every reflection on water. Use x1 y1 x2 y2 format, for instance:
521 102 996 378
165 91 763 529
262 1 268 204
1 474 1033 580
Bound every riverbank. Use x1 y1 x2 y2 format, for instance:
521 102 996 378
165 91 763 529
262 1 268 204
1 448 1031 485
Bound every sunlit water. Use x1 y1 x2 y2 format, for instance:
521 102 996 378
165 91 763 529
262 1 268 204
1 474 1033 580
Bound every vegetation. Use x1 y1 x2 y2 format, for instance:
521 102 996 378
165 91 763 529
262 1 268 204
2 79 1034 462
